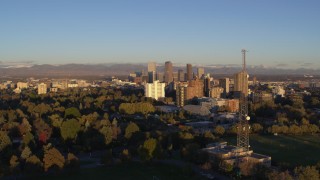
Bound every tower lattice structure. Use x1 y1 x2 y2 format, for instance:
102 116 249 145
237 49 250 152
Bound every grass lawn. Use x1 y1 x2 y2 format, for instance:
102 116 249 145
223 134 320 167
43 162 205 180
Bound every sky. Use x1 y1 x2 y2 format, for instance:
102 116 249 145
0 0 319 68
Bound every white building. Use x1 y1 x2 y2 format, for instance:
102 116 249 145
38 83 47 95
17 82 28 89
144 80 165 100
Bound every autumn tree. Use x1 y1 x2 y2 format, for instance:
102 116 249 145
43 146 65 172
139 138 157 161
267 170 293 180
125 122 140 139
25 155 43 174
294 166 319 180
21 146 32 160
0 131 11 151
9 155 20 174
214 125 225 136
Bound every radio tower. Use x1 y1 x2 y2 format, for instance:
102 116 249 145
237 49 250 152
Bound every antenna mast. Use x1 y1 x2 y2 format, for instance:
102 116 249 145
237 49 250 152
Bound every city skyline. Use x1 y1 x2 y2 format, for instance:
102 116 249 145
1 0 320 68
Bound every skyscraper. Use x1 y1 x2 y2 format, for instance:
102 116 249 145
219 78 230 97
147 61 156 72
197 67 205 79
204 76 211 97
186 64 193 81
178 69 185 82
234 71 249 96
164 61 173 83
148 71 156 83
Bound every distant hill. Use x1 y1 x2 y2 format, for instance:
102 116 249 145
0 63 319 78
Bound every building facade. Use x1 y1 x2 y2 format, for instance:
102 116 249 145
186 64 193 81
164 61 173 83
144 80 165 100
38 83 47 95
234 71 248 96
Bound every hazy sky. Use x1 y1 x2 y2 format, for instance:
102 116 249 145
0 0 319 68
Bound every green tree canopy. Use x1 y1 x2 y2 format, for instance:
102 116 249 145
64 107 81 119
60 119 81 141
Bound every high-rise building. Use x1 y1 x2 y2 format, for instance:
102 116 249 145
186 64 193 81
173 72 179 82
178 69 185 82
156 72 164 82
186 77 204 99
176 83 188 107
197 67 205 79
219 78 230 97
164 61 173 83
234 71 249 96
210 87 224 98
148 71 156 83
144 80 165 100
38 83 47 95
148 61 156 72
204 76 211 97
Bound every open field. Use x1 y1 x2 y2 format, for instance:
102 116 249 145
224 134 320 167
43 162 205 180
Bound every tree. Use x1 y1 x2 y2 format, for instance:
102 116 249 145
294 166 319 180
65 153 79 170
214 125 225 136
125 122 140 139
43 147 65 172
267 170 293 180
18 118 32 135
64 107 81 119
139 138 157 161
251 123 263 133
99 125 113 145
60 119 81 141
0 131 11 151
25 155 43 174
21 146 32 160
238 159 256 176
33 119 52 144
9 155 20 174
22 132 35 146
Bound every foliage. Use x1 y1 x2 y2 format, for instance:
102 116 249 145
21 146 32 160
60 119 81 141
119 102 155 115
66 153 79 170
25 155 43 174
294 166 319 180
0 131 11 152
214 125 225 136
139 138 157 161
125 122 140 139
43 147 65 172
64 107 81 119
267 170 293 180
